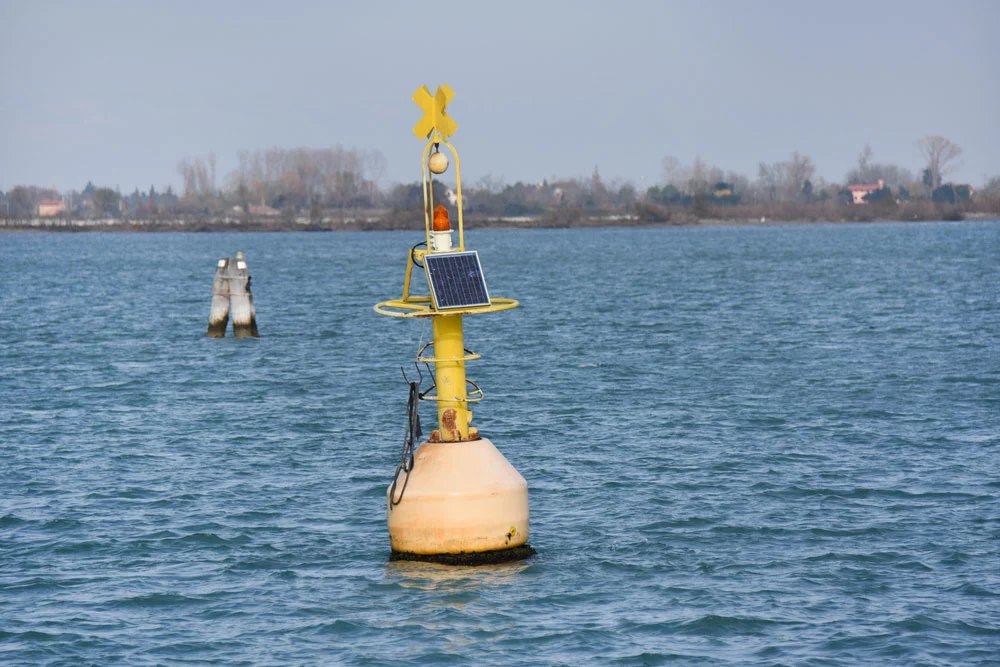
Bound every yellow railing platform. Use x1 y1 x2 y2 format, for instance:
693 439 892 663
373 298 519 319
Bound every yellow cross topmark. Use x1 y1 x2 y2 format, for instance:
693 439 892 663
413 84 458 140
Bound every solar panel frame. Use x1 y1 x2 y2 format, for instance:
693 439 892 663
423 251 492 310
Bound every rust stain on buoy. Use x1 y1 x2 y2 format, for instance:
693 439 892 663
440 408 460 441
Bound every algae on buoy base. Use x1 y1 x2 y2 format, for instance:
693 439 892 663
390 544 536 566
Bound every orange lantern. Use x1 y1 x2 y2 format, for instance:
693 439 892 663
432 204 450 231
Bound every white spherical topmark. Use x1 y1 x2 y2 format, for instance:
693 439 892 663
428 152 449 175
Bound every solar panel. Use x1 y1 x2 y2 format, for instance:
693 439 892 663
424 251 491 309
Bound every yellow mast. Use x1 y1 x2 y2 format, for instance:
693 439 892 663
376 84 517 441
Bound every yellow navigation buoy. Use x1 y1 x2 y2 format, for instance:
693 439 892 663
374 85 533 565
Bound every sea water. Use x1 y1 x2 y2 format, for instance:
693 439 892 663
1 222 998 665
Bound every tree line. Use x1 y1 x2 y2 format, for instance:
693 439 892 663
2 135 998 221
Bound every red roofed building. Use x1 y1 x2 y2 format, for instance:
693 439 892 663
846 179 885 204
249 204 280 217
38 200 67 217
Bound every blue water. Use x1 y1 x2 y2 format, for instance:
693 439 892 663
1 222 998 665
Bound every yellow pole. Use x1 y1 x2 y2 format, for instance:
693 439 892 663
432 315 470 441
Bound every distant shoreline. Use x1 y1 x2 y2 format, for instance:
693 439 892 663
1 211 997 233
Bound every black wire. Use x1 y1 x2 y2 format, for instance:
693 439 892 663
410 241 427 269
388 380 422 508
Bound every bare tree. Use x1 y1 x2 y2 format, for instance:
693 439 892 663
364 150 387 202
473 174 506 194
177 159 196 196
609 179 638 208
755 152 815 202
661 156 682 188
916 135 962 190
202 146 389 212
756 161 786 202
850 144 874 183
687 157 711 196
725 171 751 198
589 166 609 208
660 155 723 195
208 153 217 195
785 151 816 200
845 144 913 189
194 158 211 196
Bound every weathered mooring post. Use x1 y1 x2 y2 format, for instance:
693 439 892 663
207 251 259 337
228 252 259 337
207 259 231 337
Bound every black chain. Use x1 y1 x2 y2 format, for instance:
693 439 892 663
388 380 422 508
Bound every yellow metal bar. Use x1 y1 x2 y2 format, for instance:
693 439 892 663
432 315 470 441
440 138 464 251
401 247 414 301
421 136 465 252
417 349 481 364
402 249 430 302
374 297 519 318
421 139 434 248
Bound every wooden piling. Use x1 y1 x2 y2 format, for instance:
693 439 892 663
229 252 259 337
207 258 230 337
207 252 259 337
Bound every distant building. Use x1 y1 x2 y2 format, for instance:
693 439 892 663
932 183 975 204
38 200 67 217
846 179 884 204
711 182 740 205
79 181 97 211
249 204 280 217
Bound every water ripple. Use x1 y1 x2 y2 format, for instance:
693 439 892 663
1 224 999 665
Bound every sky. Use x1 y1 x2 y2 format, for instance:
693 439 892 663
1 0 998 194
